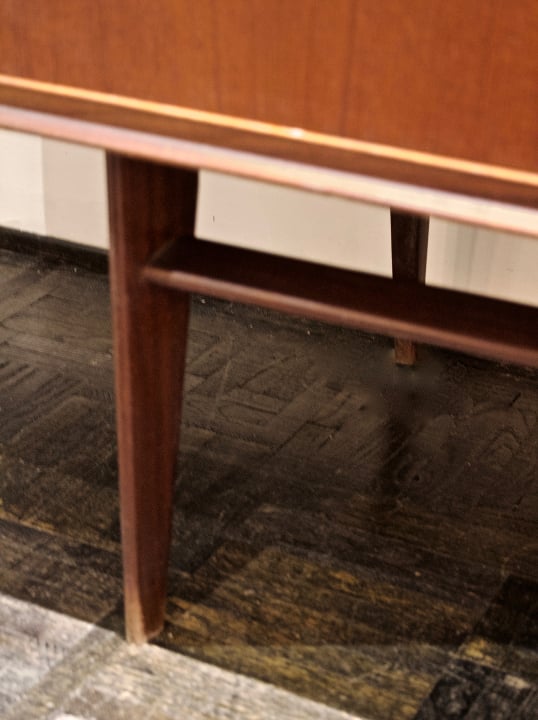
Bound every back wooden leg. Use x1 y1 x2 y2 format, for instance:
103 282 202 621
390 210 429 365
107 155 198 643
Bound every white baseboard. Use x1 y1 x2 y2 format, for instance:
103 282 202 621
1 129 537 307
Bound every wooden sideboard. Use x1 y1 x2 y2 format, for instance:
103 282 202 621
1 1 537 642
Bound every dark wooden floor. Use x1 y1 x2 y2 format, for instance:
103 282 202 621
1 244 537 719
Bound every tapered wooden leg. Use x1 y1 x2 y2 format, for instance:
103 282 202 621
390 210 429 365
107 155 198 643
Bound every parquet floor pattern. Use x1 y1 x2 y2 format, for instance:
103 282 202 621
0 245 537 719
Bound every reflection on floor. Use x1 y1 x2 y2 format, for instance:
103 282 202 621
1 592 357 719
0 245 537 719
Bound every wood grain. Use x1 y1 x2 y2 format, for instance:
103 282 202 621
3 103 538 241
107 156 198 642
1 0 538 210
390 211 429 365
1 0 536 173
144 236 538 368
2 245 538 717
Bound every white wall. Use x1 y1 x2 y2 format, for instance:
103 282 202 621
0 131 46 235
197 172 392 277
1 129 537 307
42 139 109 249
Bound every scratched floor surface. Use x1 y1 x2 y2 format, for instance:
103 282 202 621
0 244 537 719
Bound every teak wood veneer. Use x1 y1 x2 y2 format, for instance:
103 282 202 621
1 1 537 642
